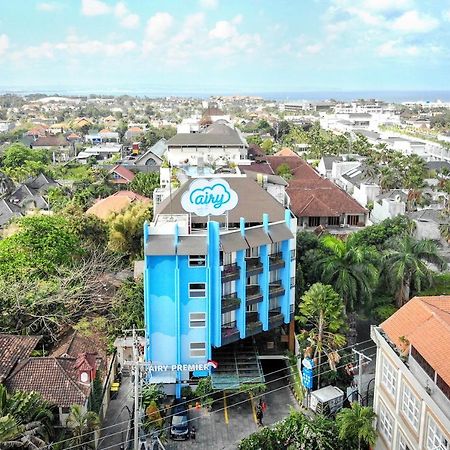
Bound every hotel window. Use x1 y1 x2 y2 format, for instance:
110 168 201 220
189 313 206 328
189 283 206 298
381 356 397 398
290 277 295 288
189 342 206 358
398 432 413 450
401 383 420 431
290 248 296 261
189 255 206 267
308 216 320 227
426 416 449 450
379 403 394 446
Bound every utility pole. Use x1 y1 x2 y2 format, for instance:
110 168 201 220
132 326 139 450
352 348 372 405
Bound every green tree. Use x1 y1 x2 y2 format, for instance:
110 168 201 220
129 172 160 198
0 214 82 280
297 283 346 388
1 143 49 169
111 278 144 332
107 201 152 258
383 235 446 306
276 163 293 180
0 385 53 449
313 235 379 311
66 405 100 450
336 402 377 450
260 138 274 154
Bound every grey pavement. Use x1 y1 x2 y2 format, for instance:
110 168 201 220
165 360 298 450
99 375 134 450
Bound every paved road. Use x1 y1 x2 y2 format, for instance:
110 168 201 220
165 359 298 450
98 375 134 450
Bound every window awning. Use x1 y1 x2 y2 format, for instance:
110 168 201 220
268 223 294 243
146 235 176 255
220 232 249 253
245 227 272 247
176 236 207 255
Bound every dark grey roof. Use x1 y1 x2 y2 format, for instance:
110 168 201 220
24 173 59 191
220 231 248 253
407 209 450 224
156 176 288 224
426 161 450 172
321 156 339 170
353 129 380 140
268 223 293 243
167 124 245 147
341 164 377 188
376 189 407 202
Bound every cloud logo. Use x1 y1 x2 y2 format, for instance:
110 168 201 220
181 178 238 216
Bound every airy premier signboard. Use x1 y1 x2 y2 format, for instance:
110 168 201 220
148 360 219 373
181 178 238 216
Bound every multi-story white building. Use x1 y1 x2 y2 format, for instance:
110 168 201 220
371 296 450 450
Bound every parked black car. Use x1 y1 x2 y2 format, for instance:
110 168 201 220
170 402 189 440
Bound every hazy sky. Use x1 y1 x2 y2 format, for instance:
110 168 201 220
0 0 449 93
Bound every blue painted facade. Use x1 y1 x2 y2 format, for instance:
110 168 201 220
143 213 295 396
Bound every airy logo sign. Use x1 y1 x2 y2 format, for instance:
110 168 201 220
181 178 238 217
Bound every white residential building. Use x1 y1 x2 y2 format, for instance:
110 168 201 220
166 123 249 168
371 296 450 450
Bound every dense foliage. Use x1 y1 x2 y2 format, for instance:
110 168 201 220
129 172 160 198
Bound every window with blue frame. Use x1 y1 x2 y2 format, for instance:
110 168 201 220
188 255 206 267
189 312 206 328
189 283 206 298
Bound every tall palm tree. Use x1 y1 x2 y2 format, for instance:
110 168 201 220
0 385 53 449
313 235 379 311
66 404 100 450
297 283 346 388
383 235 446 307
336 402 377 450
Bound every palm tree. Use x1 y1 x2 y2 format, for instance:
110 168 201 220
383 235 447 307
336 402 377 450
0 385 53 449
313 235 379 311
66 404 100 450
297 283 346 388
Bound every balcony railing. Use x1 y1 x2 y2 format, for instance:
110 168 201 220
269 252 285 270
221 320 240 346
245 256 263 275
246 284 263 304
269 281 285 299
269 307 284 328
246 313 263 337
221 263 240 283
221 293 241 313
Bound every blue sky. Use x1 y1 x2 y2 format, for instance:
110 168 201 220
0 0 449 94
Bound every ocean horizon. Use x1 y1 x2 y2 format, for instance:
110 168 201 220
1 86 450 103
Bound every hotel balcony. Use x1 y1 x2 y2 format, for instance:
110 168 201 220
221 320 240 346
269 252 285 271
246 284 263 305
245 256 263 276
246 312 263 337
222 293 241 313
221 263 240 283
269 307 284 329
269 281 285 299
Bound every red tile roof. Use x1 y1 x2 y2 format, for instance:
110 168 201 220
381 296 450 387
5 357 90 407
267 156 366 217
109 164 135 183
0 334 41 381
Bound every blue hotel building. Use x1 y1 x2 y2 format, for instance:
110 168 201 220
143 175 297 396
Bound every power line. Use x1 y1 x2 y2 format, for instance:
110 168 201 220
61 349 377 450
97 354 378 450
46 339 376 449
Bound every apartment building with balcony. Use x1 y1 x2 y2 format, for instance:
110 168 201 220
143 175 296 396
371 296 450 450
